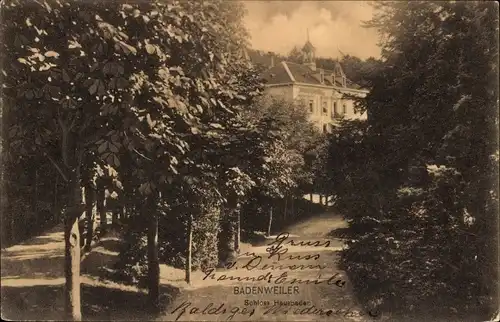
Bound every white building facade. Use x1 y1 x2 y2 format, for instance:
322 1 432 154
252 39 369 133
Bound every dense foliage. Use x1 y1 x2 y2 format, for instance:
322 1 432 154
1 157 68 246
238 95 322 232
1 0 291 318
324 2 498 319
113 92 323 281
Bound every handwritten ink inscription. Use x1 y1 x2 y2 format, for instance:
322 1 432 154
203 232 346 288
171 301 256 321
169 232 380 321
170 301 380 321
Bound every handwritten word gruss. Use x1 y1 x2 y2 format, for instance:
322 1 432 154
237 232 331 261
170 301 255 321
271 232 333 248
265 232 331 261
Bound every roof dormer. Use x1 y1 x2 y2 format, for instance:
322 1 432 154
333 61 347 87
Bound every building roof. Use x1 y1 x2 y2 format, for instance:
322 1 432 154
245 49 283 69
261 62 293 84
261 61 363 90
244 45 364 91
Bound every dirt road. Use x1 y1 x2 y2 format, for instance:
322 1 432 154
1 211 375 321
161 212 375 321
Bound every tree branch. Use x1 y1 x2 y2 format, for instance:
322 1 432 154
77 147 85 168
78 115 92 137
134 148 153 161
68 113 78 132
61 128 70 168
57 115 66 132
45 152 69 182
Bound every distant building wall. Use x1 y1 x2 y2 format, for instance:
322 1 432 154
264 84 367 133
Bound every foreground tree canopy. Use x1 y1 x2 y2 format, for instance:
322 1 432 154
1 0 322 320
323 1 499 319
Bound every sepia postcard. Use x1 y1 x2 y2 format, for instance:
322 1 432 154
1 0 499 321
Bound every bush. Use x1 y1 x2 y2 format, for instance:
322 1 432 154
110 214 149 288
112 202 221 287
339 165 498 319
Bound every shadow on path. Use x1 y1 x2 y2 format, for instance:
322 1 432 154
1 284 65 320
1 226 182 321
1 282 180 321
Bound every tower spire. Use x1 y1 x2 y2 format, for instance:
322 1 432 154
302 27 316 70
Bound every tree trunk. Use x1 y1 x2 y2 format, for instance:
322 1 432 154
33 169 38 230
10 204 15 244
1 164 9 246
267 206 273 237
84 183 94 252
234 210 241 254
97 181 106 232
310 193 313 202
218 207 236 266
54 173 59 222
119 205 125 221
0 105 7 246
283 194 288 222
319 194 323 205
64 170 82 321
112 210 118 227
147 199 160 310
185 214 193 285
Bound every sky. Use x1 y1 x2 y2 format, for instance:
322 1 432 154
243 1 381 60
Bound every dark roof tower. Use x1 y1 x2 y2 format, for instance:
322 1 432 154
302 29 316 71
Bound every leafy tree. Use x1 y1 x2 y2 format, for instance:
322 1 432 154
1 0 223 316
105 0 266 296
160 0 266 272
287 45 304 64
1 1 126 318
240 95 322 233
326 1 498 318
337 55 381 89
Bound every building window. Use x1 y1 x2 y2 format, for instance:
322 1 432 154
322 101 328 115
342 103 347 114
309 100 314 113
333 100 342 118
322 124 327 133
